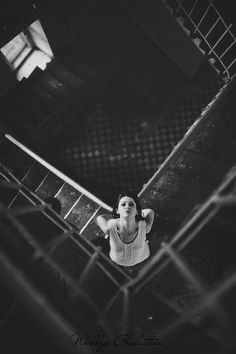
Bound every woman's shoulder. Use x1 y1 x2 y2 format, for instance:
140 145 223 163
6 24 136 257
107 218 117 228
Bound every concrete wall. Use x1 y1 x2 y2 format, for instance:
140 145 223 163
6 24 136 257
119 0 204 78
0 54 16 100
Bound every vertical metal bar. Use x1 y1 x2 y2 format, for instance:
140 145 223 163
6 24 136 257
188 0 198 17
205 17 220 38
193 2 212 34
209 24 232 54
176 0 184 13
122 287 131 333
35 171 50 193
95 289 123 335
127 247 166 294
46 229 74 254
0 248 80 354
4 134 113 212
64 193 83 219
79 206 101 235
223 57 236 74
162 242 205 294
163 243 231 326
54 182 66 197
171 207 218 251
210 1 236 42
168 0 232 78
79 247 102 285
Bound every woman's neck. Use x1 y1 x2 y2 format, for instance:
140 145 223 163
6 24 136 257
118 217 137 232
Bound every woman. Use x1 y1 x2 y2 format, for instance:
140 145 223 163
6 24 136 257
96 191 154 274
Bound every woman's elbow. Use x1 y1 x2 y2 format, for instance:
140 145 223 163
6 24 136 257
96 215 105 227
96 216 109 234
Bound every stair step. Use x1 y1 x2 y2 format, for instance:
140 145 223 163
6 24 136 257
46 61 85 91
24 67 59 113
26 84 58 114
57 57 96 80
22 162 48 192
80 207 108 241
39 73 73 101
55 183 82 218
176 16 191 36
66 195 100 232
192 37 206 54
34 171 65 200
176 15 185 26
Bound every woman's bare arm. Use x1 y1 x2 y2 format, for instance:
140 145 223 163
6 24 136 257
142 209 155 233
96 214 113 234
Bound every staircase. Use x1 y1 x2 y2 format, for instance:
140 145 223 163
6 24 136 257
162 0 236 80
1 137 236 352
1 134 113 241
0 56 119 153
124 163 236 354
1 75 236 352
0 150 132 351
118 0 236 81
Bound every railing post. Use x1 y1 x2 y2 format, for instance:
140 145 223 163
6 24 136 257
121 286 131 333
79 247 102 285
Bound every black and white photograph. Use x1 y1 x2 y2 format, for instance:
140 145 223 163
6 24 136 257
0 1 236 353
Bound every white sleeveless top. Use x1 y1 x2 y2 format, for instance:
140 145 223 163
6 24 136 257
107 219 150 266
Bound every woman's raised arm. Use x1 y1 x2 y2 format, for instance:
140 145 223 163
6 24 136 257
96 214 113 234
142 209 154 233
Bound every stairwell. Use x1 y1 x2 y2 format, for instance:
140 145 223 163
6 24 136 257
161 0 236 80
139 75 236 251
0 145 132 352
0 2 236 351
0 55 119 153
0 70 236 351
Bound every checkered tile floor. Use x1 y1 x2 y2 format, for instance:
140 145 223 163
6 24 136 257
47 67 224 204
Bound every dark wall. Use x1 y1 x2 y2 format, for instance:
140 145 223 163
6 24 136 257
0 55 16 99
0 0 99 98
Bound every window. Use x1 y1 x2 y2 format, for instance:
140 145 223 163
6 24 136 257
0 20 53 81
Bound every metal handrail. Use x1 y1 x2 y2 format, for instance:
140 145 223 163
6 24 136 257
138 76 232 198
136 166 236 293
162 0 236 79
175 0 231 78
1 164 130 285
5 133 112 211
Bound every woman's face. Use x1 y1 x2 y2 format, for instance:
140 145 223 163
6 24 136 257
117 196 137 218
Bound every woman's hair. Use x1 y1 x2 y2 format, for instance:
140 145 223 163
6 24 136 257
112 191 145 221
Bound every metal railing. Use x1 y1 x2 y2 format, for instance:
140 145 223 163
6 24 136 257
0 163 130 285
119 164 236 350
138 73 233 198
162 0 236 80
